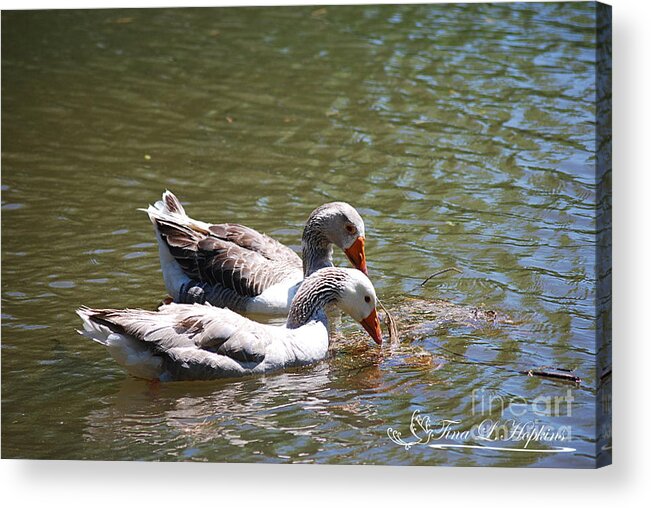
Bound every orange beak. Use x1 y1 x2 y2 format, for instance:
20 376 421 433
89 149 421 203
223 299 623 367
360 308 382 345
344 236 368 275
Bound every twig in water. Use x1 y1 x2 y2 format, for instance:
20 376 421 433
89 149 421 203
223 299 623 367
420 267 462 287
432 344 581 385
520 368 581 384
377 298 399 347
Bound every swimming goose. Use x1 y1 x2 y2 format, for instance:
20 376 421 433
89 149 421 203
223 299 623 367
77 267 382 381
144 191 368 315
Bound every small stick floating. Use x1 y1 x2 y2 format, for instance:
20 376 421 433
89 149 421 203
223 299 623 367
420 267 462 287
520 368 581 384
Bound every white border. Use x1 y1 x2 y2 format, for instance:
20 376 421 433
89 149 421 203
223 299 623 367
2 0 650 507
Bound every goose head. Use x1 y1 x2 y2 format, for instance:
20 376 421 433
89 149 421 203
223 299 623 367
287 267 382 345
305 202 368 275
336 268 382 345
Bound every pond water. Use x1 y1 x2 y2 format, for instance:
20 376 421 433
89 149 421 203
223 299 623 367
2 2 609 467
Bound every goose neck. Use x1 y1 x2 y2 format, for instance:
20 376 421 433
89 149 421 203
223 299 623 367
301 223 334 277
286 270 345 329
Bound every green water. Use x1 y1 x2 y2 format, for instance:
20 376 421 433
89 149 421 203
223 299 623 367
2 2 608 467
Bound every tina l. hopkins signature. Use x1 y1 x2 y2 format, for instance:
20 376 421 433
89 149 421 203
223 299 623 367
387 410 575 453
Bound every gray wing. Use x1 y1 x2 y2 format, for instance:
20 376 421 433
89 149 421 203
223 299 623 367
154 216 302 298
209 223 301 265
84 304 273 379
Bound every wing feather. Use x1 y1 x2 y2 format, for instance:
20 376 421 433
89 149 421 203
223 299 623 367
82 305 270 371
156 219 301 298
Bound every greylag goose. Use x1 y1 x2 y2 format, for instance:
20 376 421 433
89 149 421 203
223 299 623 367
144 191 368 316
77 267 382 381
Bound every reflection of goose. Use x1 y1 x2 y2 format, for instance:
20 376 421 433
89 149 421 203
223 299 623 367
81 365 338 458
77 267 382 381
144 191 368 315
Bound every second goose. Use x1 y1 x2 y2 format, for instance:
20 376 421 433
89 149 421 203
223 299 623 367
145 191 368 315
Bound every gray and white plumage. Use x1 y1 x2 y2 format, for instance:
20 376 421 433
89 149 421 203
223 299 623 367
144 191 367 315
77 267 382 381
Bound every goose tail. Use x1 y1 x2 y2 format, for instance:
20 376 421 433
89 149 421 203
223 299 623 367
140 190 187 224
75 307 163 380
76 306 114 346
160 190 186 216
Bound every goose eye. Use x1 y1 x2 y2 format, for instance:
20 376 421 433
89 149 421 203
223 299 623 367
345 223 357 235
364 295 371 303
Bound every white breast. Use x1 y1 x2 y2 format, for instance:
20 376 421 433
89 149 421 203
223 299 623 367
253 320 330 373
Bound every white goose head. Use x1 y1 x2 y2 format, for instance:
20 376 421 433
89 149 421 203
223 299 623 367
336 269 382 344
303 202 368 275
287 267 382 345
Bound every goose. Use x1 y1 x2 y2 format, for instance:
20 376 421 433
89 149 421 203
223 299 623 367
77 267 382 381
144 191 368 316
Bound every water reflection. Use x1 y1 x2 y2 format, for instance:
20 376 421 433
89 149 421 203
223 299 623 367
84 364 382 462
